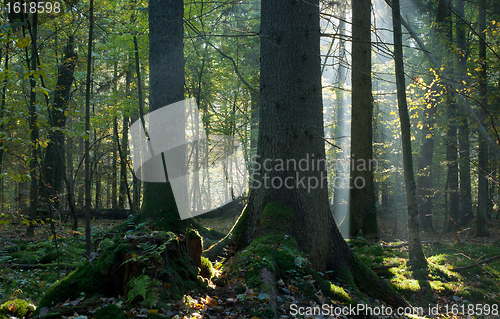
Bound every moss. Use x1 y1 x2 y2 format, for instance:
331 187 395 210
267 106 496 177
93 304 126 319
38 242 131 308
186 228 202 240
260 202 295 233
201 256 214 279
0 299 35 319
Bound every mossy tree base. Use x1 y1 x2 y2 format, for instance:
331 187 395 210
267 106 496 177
37 232 209 316
207 202 410 314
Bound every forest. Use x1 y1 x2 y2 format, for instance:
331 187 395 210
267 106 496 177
0 0 499 318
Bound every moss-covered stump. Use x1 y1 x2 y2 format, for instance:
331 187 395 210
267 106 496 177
36 231 210 316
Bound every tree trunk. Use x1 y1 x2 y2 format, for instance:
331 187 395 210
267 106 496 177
0 42 8 205
41 37 77 211
113 116 132 211
392 0 426 265
209 0 409 309
333 2 349 237
416 82 437 232
393 153 400 237
111 62 118 209
140 0 186 230
350 0 378 236
476 0 490 237
94 161 101 209
118 59 131 209
84 0 95 256
456 0 474 226
27 5 39 237
249 90 260 159
441 0 459 231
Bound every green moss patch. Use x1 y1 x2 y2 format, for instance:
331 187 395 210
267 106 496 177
0 298 36 319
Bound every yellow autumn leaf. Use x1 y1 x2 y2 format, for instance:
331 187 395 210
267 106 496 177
148 309 159 314
16 37 31 48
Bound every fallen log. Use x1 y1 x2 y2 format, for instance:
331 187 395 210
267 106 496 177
454 255 500 271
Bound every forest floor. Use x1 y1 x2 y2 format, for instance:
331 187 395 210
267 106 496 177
0 211 499 319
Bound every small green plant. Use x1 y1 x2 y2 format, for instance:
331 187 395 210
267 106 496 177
127 274 161 308
356 230 364 240
121 242 167 267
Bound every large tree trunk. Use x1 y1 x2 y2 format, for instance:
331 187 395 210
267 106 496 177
139 0 186 230
209 0 408 309
392 0 426 265
476 0 490 237
456 0 474 226
349 0 378 236
41 37 77 211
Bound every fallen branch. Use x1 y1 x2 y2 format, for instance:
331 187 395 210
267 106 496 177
449 217 500 289
454 255 500 271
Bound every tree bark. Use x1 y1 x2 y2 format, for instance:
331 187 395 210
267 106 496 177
476 0 490 237
456 0 474 226
111 62 118 209
41 37 77 211
350 0 378 236
84 0 95 256
140 0 187 230
27 5 39 237
416 81 437 232
439 0 460 232
0 42 8 207
392 0 426 265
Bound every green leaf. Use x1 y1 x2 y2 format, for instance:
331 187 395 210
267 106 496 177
16 37 31 48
